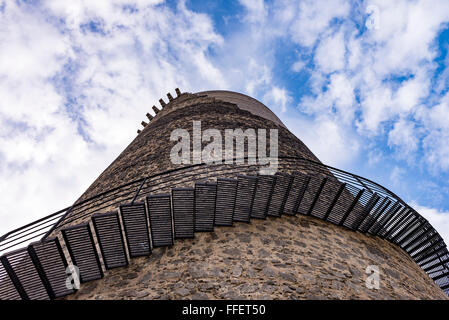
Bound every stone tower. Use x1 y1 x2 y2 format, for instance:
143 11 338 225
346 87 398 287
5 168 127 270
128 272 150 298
0 89 447 300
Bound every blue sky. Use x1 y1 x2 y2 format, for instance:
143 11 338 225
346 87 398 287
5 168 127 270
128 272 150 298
0 0 449 242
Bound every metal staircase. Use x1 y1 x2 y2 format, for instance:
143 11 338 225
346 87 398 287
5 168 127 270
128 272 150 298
0 157 448 299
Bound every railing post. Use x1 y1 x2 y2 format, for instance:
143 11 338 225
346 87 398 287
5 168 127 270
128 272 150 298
131 178 148 205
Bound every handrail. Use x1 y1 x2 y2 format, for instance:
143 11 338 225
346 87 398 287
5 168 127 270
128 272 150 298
0 155 435 250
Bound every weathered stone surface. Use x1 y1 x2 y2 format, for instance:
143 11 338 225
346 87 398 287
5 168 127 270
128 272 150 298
175 287 190 297
232 265 243 277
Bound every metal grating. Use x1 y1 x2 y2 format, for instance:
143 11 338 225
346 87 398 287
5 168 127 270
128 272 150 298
326 184 360 225
233 175 257 223
367 200 399 235
120 202 151 257
351 193 381 231
385 209 415 241
283 173 309 215
414 240 446 264
61 223 103 283
297 176 325 215
370 202 403 236
417 245 447 267
310 179 343 219
396 217 424 246
215 178 238 226
357 196 387 233
267 173 292 217
172 188 195 239
342 188 372 230
251 175 275 219
29 238 74 298
403 223 434 252
410 233 444 259
92 212 128 270
0 257 22 300
194 183 217 232
422 250 449 274
147 194 174 247
378 206 408 239
0 247 49 300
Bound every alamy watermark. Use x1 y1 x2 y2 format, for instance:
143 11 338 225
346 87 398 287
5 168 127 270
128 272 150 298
65 264 80 290
170 121 279 175
365 265 380 289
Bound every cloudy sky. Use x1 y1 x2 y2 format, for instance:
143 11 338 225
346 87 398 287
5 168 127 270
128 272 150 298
0 0 448 243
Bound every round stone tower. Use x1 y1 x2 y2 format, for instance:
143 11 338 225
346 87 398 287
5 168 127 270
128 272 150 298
53 89 447 300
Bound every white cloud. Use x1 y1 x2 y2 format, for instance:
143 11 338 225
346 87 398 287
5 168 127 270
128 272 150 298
416 93 449 172
283 114 360 168
299 72 356 125
315 29 346 74
263 86 290 113
387 119 419 159
239 0 267 24
292 60 305 72
289 0 350 47
390 165 406 186
286 0 449 175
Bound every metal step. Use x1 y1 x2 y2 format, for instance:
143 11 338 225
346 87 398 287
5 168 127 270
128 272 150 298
120 202 151 257
61 223 104 283
215 178 238 226
233 175 257 223
297 176 325 216
147 194 174 247
28 238 74 298
172 188 195 239
0 256 22 300
251 175 275 219
311 179 343 219
266 173 292 217
283 173 309 216
1 247 50 300
326 184 361 226
194 183 217 232
92 212 128 270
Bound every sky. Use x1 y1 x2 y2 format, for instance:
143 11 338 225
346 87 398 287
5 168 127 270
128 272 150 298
0 0 448 243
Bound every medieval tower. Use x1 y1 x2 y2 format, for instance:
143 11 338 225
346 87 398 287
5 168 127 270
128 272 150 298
0 89 447 300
